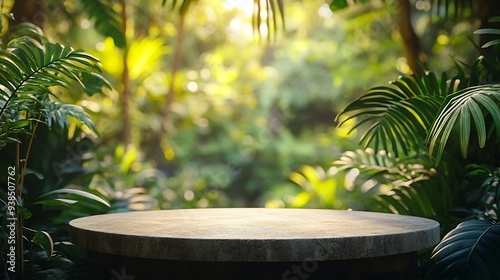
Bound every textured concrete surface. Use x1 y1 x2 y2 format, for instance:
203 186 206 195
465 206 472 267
69 208 440 262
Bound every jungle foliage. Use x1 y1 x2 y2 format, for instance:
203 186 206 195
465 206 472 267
1 0 499 279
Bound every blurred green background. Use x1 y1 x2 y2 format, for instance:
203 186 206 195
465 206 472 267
1 0 480 213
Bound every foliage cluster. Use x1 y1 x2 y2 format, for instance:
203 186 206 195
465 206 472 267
40 0 403 211
0 17 110 280
335 14 500 279
1 0 498 279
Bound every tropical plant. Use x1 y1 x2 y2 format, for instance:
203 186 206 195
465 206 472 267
424 164 500 279
334 18 500 279
0 20 110 279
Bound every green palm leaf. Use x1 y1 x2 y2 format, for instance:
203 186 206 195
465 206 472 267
2 22 46 48
474 17 500 48
80 0 126 48
334 148 460 225
0 42 100 114
426 219 500 280
42 102 99 136
0 41 105 141
336 72 449 157
427 84 500 164
333 148 432 184
377 181 456 223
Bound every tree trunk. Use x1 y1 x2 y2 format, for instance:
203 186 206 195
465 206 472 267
396 0 422 74
161 11 186 124
146 11 187 163
119 0 131 145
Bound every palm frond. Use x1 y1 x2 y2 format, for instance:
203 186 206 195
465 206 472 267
3 22 46 48
376 179 458 227
336 71 450 157
466 164 500 217
334 148 460 225
42 101 99 136
0 41 105 143
252 0 285 40
427 84 500 164
0 42 101 115
333 148 433 185
474 17 500 48
79 0 126 48
426 219 500 280
163 0 285 39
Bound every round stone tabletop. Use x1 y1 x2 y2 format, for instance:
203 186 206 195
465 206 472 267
69 208 440 262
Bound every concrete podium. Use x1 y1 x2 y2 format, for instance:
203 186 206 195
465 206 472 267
69 208 440 280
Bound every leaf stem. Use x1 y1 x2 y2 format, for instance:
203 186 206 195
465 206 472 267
19 119 39 196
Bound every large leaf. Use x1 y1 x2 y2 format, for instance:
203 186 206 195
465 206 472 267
427 84 500 164
336 71 450 157
426 219 500 280
0 41 105 141
32 188 110 208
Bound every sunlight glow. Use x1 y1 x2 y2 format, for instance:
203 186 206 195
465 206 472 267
186 81 199 92
80 19 90 29
415 1 431 11
259 24 269 38
95 42 105 52
184 190 195 201
397 57 411 74
344 169 359 191
225 0 254 17
437 34 450 45
361 179 377 193
318 3 333 19
197 198 210 208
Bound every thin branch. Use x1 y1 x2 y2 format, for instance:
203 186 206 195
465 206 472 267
19 120 39 196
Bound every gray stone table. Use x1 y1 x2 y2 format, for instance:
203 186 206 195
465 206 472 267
69 208 440 280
